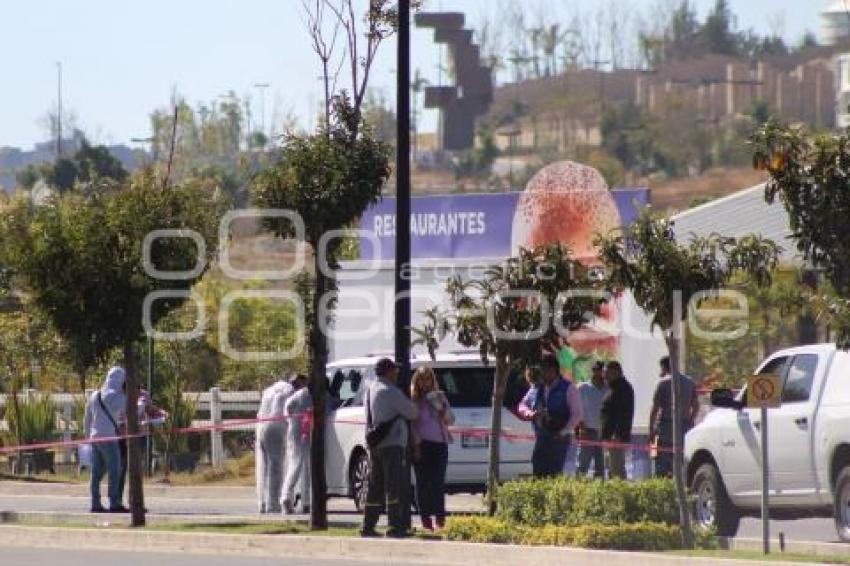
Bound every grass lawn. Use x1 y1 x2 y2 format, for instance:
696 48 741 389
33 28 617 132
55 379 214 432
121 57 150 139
672 550 850 564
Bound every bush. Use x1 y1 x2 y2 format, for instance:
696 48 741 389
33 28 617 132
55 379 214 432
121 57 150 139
496 477 678 527
444 516 683 551
443 516 516 544
4 393 57 446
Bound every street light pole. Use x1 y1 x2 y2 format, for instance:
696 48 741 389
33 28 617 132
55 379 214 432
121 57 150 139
395 0 412 534
395 0 411 387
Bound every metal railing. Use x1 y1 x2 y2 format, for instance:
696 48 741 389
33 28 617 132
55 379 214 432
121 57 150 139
0 388 263 468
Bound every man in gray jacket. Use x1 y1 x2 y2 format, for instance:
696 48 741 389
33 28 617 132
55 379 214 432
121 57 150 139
361 358 418 538
83 366 127 513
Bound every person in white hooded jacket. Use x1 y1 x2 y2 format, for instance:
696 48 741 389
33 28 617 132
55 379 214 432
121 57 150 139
83 366 127 513
282 374 311 514
255 375 294 513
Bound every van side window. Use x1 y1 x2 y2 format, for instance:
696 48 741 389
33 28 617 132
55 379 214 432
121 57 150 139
340 369 364 407
782 354 818 404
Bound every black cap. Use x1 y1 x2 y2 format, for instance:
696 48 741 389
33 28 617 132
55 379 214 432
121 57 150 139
592 361 606 371
375 357 399 377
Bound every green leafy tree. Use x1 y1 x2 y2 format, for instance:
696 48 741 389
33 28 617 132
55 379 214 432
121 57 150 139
362 90 397 147
596 210 778 547
701 0 738 56
4 172 226 526
39 139 129 193
688 268 806 388
601 103 662 175
751 122 850 348
414 244 599 516
252 97 391 529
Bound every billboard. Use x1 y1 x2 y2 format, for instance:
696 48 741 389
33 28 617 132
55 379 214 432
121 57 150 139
360 187 649 261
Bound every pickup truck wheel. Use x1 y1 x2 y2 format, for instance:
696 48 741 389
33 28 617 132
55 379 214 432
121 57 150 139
691 462 740 537
833 467 850 542
350 450 370 513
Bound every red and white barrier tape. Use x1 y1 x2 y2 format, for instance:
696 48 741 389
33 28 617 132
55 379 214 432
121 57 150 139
0 411 676 456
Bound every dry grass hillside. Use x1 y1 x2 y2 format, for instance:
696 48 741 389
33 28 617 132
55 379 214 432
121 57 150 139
410 165 768 212
649 167 768 213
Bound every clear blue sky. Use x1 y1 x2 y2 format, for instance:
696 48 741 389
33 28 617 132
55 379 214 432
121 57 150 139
0 0 824 149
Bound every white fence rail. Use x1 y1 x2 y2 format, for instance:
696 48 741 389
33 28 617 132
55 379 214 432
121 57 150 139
0 389 262 468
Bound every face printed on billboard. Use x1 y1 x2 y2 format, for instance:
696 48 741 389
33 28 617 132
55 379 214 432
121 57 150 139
510 161 621 262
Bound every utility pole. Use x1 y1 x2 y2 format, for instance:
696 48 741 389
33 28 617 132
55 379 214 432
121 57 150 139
395 0 411 388
254 82 270 139
56 62 63 158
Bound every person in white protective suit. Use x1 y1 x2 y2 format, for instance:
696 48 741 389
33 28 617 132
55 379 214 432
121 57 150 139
282 374 312 515
255 374 295 513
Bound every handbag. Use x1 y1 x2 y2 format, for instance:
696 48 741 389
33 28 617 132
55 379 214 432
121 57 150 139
365 388 400 449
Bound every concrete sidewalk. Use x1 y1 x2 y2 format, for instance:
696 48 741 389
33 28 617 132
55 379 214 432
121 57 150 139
0 524 819 566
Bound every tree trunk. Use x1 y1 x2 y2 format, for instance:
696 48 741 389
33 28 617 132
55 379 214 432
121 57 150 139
666 332 694 549
309 262 329 530
486 357 509 516
123 342 146 527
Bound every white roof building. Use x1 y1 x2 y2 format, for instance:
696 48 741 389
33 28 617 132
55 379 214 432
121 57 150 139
670 183 801 265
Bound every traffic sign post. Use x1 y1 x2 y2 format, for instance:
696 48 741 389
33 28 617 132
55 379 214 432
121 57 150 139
760 404 769 555
747 373 782 555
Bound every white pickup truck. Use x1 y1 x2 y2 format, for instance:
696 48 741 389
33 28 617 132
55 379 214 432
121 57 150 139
686 343 850 541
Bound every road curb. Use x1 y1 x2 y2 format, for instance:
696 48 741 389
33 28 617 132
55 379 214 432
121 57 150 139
0 524 817 566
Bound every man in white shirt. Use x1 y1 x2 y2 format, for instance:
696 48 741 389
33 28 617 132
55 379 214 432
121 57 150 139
576 361 608 479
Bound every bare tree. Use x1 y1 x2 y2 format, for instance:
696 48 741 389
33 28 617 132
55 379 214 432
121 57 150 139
607 0 630 70
321 0 413 134
302 0 343 131
475 8 507 84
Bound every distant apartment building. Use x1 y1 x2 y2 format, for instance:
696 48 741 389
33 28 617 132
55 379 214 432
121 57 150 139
485 42 850 155
637 49 838 129
487 68 639 153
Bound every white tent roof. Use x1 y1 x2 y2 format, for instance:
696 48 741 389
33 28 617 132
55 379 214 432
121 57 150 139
670 183 801 264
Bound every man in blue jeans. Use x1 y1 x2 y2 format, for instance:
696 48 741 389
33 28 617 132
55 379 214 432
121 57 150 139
83 366 128 513
519 354 583 477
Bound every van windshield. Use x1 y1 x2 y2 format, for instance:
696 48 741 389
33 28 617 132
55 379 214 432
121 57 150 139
433 367 528 409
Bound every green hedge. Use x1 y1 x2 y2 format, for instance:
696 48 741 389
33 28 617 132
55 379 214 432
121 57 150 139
496 477 679 527
444 517 683 551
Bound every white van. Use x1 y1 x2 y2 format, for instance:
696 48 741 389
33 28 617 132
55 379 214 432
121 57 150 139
324 352 534 509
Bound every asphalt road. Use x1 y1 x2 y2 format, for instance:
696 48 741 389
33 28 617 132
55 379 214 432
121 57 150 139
738 516 839 544
0 481 841 544
0 547 447 566
0 483 482 526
